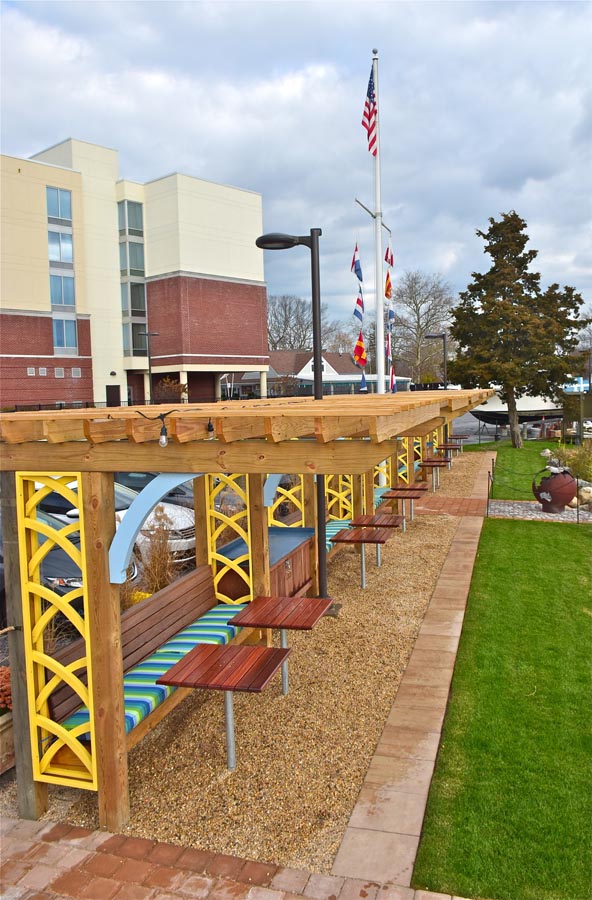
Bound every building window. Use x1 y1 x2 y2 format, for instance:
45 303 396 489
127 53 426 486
127 323 148 356
53 318 78 351
121 282 146 317
119 240 144 276
118 200 143 236
48 231 73 264
50 273 75 306
71 367 82 378
46 187 72 222
54 368 65 378
39 368 47 376
27 367 35 376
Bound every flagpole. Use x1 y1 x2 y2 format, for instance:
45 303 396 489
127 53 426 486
372 49 385 395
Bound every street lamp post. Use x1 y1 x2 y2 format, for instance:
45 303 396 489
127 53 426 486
138 330 159 404
426 332 448 440
256 230 328 599
425 333 448 389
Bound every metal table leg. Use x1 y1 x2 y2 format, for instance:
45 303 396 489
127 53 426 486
224 690 236 770
360 544 366 588
280 628 289 695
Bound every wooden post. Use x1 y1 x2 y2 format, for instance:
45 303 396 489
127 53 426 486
193 475 209 567
0 472 48 819
364 469 375 514
352 474 364 519
81 472 129 831
247 474 270 599
302 475 319 595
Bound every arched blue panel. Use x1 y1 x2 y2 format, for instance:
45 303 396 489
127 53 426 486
263 474 284 507
109 473 201 583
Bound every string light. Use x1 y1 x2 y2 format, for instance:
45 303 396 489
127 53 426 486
135 409 178 448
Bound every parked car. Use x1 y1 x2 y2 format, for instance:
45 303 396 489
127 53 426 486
115 472 195 509
37 481 196 566
0 508 139 622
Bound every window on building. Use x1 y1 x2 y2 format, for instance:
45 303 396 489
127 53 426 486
27 367 35 376
118 200 143 236
39 368 47 376
54 368 65 379
71 367 82 378
50 273 75 306
46 187 72 222
130 282 146 315
128 242 144 276
132 323 148 355
53 318 78 351
48 231 73 264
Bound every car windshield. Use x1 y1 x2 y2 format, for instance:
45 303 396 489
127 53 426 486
116 472 156 492
39 482 138 516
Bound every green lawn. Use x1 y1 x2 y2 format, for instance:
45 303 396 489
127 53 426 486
412 519 592 900
465 439 563 500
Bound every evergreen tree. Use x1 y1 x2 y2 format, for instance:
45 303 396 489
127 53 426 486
448 211 587 448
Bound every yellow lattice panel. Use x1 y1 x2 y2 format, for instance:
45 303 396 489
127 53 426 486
325 474 353 521
398 438 410 484
15 473 97 790
267 474 304 527
206 474 252 603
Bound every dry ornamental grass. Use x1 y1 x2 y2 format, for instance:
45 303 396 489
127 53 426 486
0 452 486 873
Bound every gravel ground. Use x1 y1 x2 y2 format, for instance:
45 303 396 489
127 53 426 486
0 452 487 872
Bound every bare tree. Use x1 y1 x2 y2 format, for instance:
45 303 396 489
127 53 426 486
391 271 455 382
267 295 339 350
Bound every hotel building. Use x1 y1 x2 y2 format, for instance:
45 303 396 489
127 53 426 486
0 138 269 408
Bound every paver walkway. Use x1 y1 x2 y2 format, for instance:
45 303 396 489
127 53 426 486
0 456 495 900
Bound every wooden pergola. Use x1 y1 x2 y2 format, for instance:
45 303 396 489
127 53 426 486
0 390 491 829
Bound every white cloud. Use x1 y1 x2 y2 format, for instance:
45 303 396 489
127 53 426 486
1 0 591 322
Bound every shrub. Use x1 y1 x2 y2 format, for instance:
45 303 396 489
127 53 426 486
0 667 12 714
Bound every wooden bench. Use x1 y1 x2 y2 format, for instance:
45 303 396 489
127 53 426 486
51 565 252 760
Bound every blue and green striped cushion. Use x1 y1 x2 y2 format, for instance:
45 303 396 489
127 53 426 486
325 519 351 551
61 603 247 737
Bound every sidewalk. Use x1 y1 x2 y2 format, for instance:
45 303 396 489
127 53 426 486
0 457 493 900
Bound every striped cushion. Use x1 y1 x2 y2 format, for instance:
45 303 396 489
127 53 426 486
61 603 247 738
325 519 351 551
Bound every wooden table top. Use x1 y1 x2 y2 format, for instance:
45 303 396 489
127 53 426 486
331 526 393 545
350 513 404 528
229 595 332 630
436 443 462 449
382 490 423 500
386 482 429 491
420 459 448 467
156 643 290 693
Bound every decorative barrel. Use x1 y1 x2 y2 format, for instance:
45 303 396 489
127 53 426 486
532 470 577 513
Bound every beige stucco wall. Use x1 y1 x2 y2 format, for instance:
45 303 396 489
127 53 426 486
0 154 84 313
143 173 264 282
33 140 126 404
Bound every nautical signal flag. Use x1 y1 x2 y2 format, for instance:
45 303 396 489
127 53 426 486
362 68 377 157
359 371 368 393
385 331 397 393
353 285 364 324
384 244 394 267
385 270 392 299
351 243 363 282
353 331 367 367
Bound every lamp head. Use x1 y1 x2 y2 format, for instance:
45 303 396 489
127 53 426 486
256 232 312 250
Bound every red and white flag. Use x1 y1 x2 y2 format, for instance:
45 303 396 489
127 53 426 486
384 243 394 267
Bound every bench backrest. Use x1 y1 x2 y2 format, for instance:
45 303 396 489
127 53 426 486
49 564 217 723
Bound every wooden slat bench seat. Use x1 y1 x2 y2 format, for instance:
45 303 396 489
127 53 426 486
50 565 249 759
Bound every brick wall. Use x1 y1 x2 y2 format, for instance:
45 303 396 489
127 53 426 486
147 276 269 366
0 315 93 408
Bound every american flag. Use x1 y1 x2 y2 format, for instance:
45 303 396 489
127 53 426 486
351 243 363 282
353 285 364 324
353 330 367 367
362 68 377 156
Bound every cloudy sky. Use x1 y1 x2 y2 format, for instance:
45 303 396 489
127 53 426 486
1 0 591 323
